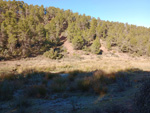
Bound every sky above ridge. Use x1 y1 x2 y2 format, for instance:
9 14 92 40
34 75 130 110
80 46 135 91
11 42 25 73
17 0 150 28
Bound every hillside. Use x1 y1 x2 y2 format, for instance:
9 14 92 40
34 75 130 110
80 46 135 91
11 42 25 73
1 1 150 113
0 0 150 60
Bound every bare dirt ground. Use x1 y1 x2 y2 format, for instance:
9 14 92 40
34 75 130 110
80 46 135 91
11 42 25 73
63 39 75 55
100 39 108 54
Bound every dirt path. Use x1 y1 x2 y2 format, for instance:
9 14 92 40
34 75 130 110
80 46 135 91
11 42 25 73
100 39 108 53
63 39 75 55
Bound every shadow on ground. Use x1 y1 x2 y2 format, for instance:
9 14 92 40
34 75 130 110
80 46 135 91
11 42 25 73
0 68 150 113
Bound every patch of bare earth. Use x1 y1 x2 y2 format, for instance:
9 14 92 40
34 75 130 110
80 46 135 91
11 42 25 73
100 39 109 54
63 39 75 55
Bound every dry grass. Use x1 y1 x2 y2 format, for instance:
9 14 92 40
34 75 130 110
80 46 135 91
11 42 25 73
0 56 150 113
0 54 150 76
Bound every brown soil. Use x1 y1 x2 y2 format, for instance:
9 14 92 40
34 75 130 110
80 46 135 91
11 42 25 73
63 39 75 55
100 39 108 53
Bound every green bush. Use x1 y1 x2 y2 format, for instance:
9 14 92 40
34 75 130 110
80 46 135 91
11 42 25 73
106 40 111 50
72 35 84 50
82 46 91 52
90 37 101 54
43 48 63 59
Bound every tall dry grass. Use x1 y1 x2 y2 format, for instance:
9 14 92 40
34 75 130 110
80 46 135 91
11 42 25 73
0 55 150 76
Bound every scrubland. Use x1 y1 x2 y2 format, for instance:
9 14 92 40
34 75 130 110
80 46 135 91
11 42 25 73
1 53 150 74
0 54 150 113
1 1 150 113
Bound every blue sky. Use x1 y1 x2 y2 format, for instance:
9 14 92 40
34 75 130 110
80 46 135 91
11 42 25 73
18 0 150 28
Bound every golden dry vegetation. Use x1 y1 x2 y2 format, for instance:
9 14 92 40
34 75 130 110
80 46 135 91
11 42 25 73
1 53 150 75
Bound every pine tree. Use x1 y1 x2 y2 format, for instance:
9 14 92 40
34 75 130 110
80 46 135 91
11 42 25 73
67 22 75 41
90 37 101 54
89 18 97 40
72 31 84 50
0 22 8 49
96 23 103 38
45 19 60 46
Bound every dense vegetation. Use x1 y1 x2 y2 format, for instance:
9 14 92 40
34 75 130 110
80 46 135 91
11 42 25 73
0 0 150 60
